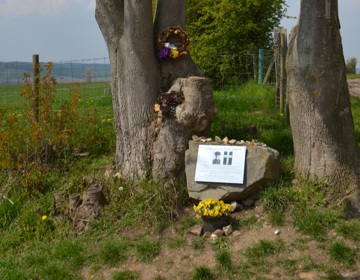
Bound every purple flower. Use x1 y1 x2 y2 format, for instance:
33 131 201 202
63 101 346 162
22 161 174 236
157 48 171 61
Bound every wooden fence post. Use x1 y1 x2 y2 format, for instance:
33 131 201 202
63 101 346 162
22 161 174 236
279 32 286 115
258 49 264 84
274 29 287 116
32 54 40 123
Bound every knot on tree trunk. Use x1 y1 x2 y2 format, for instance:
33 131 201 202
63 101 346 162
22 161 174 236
152 76 217 180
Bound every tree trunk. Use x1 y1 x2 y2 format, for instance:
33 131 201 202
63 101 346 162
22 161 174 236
96 0 159 179
154 0 203 91
286 0 360 212
96 0 216 181
152 76 216 180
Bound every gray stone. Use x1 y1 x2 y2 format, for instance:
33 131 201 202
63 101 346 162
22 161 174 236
254 200 262 207
185 140 281 202
222 137 229 144
213 229 224 237
223 224 234 236
242 199 255 207
210 233 219 241
230 201 239 212
229 139 237 144
188 225 203 236
192 135 199 141
340 273 360 279
215 136 222 143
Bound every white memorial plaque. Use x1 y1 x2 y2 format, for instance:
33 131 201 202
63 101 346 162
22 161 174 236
195 145 246 184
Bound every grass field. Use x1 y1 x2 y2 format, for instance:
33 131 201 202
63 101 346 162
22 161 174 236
0 80 359 279
0 82 112 114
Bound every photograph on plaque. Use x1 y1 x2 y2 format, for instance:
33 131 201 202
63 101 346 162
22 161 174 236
195 145 246 184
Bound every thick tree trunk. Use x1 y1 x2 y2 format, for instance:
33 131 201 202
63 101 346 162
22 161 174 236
154 0 203 91
286 0 360 212
96 0 159 179
96 0 216 181
152 76 216 180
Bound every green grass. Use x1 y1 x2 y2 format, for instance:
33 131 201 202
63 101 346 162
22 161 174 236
236 214 259 229
215 249 233 270
0 82 112 112
328 241 357 265
99 238 130 265
167 237 186 249
335 219 360 242
243 239 285 260
1 80 360 279
192 266 215 280
347 73 360 79
135 237 161 263
211 82 293 156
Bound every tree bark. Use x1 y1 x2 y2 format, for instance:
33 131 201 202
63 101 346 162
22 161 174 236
154 0 203 91
96 0 216 181
152 76 216 180
286 0 360 212
96 0 159 179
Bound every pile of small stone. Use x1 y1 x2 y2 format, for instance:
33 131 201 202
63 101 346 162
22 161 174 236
191 135 267 147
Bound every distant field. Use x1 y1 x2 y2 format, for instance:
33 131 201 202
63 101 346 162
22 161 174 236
0 82 112 115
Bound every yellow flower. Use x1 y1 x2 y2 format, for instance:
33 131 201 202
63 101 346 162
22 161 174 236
171 49 179 59
41 215 47 221
193 198 231 218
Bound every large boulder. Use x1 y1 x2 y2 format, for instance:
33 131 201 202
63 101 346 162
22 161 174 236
185 140 281 202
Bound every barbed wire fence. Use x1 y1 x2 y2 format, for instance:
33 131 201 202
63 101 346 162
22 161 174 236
0 57 113 119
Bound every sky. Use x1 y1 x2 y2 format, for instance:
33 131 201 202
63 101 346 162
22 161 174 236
0 0 359 63
281 0 360 63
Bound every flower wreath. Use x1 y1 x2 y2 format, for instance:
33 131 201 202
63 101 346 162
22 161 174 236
156 26 190 61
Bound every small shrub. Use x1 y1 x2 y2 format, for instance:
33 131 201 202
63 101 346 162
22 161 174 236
192 266 214 280
346 57 357 74
211 236 228 251
191 237 205 250
261 181 294 213
268 210 285 226
0 63 114 194
328 241 357 265
215 249 232 270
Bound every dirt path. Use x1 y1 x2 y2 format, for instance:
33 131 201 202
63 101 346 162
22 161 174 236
348 78 360 97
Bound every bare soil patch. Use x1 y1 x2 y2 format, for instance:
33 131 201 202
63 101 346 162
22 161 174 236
82 206 360 280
